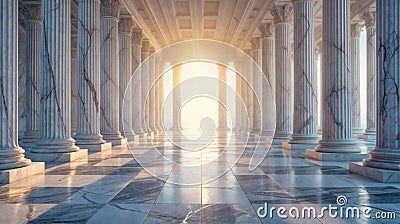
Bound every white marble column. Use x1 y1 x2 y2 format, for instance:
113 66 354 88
270 5 293 145
350 2 400 182
71 36 78 136
315 42 322 135
22 5 41 147
235 72 242 131
155 58 164 132
131 29 145 136
244 49 253 133
364 1 400 170
118 16 135 141
29 0 88 162
350 23 363 136
284 0 319 150
359 11 376 140
0 0 33 170
251 38 262 133
217 65 228 131
171 65 182 130
148 47 157 132
259 22 275 137
141 38 150 133
100 0 125 146
307 0 367 161
74 0 110 152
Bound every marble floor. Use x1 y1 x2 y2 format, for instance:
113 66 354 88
1 131 399 223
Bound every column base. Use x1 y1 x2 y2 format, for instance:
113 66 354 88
21 132 38 147
306 149 369 161
107 138 127 146
26 149 88 162
358 133 376 141
352 128 364 137
349 162 400 183
76 142 112 153
282 142 318 150
0 162 44 184
314 139 360 153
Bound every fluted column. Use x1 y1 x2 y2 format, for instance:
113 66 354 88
30 0 89 162
74 0 109 151
22 5 41 146
251 38 262 133
100 0 124 145
235 72 242 131
0 0 32 169
259 22 275 137
315 42 322 134
363 1 400 170
71 36 78 135
148 47 157 132
270 5 293 145
350 23 363 136
171 65 182 130
285 0 319 149
217 65 228 130
155 58 164 131
118 17 135 141
359 11 376 139
131 29 144 135
244 49 253 133
308 0 363 159
141 38 150 132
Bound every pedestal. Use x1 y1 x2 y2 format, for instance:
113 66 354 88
349 162 400 183
26 149 88 162
0 162 44 184
306 149 369 161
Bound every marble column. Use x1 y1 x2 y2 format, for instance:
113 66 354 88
240 58 250 133
306 0 367 161
235 72 242 131
71 36 78 136
350 1 400 182
350 23 363 136
156 59 164 132
22 5 41 147
217 65 228 131
284 0 319 150
359 11 376 140
171 65 182 130
131 29 145 136
251 38 262 133
74 0 110 152
315 42 322 135
118 16 135 141
29 0 88 162
259 22 275 137
148 47 157 132
141 38 150 133
270 5 293 145
100 0 125 146
0 1 44 182
244 49 254 133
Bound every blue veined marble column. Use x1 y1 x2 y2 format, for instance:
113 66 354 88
306 0 368 162
285 0 320 150
29 0 88 162
350 23 363 136
100 0 125 146
22 5 41 147
118 16 135 141
359 11 376 141
259 22 275 138
131 29 145 136
270 4 293 146
74 0 110 152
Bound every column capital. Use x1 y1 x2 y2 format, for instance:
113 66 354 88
259 22 274 38
270 4 293 24
21 4 41 22
119 16 135 34
351 23 363 38
132 29 144 45
100 0 122 18
361 11 376 28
